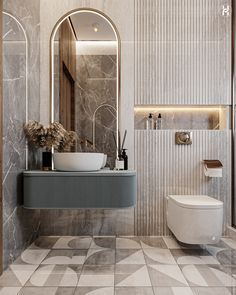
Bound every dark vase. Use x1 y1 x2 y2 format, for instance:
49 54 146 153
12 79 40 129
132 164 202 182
42 151 52 171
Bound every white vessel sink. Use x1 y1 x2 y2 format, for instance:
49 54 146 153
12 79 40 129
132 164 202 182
53 152 104 171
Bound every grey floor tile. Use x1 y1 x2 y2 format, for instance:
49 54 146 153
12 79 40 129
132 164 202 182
29 237 60 249
180 264 236 287
0 287 22 294
13 249 51 265
53 237 92 250
116 237 141 249
75 287 114 294
153 287 194 295
170 249 219 265
18 287 58 295
85 249 115 265
0 265 39 287
191 287 232 295
115 265 151 287
115 287 154 294
148 265 188 287
82 265 114 275
25 264 82 287
216 249 236 265
143 248 176 265
91 237 116 249
139 237 167 249
116 249 146 264
41 249 87 265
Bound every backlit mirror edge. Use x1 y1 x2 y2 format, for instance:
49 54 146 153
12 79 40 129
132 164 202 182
49 8 121 167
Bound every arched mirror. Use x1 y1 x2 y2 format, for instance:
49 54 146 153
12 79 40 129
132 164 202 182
50 9 120 169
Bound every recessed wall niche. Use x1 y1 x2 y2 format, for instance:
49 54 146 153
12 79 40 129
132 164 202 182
134 106 229 130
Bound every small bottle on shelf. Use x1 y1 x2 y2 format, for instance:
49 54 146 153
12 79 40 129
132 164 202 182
146 113 154 130
155 113 162 129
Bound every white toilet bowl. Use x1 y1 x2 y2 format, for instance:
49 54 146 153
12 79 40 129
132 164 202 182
167 195 223 244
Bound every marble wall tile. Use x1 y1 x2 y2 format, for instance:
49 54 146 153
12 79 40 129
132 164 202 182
2 0 41 269
40 209 134 236
75 54 117 168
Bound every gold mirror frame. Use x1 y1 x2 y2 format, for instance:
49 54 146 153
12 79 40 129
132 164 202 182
49 8 121 154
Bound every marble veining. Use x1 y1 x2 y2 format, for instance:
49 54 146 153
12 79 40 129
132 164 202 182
75 54 117 168
2 0 41 270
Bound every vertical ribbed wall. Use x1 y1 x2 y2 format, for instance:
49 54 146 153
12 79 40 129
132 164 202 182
135 130 231 235
135 0 231 105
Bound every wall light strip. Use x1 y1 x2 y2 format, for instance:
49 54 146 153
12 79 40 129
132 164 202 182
134 105 225 112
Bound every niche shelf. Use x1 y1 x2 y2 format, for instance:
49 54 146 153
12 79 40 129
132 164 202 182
134 105 229 130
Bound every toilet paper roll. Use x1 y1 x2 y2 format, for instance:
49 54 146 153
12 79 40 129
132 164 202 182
204 166 222 177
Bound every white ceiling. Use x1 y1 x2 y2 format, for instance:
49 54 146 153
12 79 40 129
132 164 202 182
70 12 117 41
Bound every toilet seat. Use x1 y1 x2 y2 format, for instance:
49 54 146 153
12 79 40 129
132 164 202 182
168 195 223 209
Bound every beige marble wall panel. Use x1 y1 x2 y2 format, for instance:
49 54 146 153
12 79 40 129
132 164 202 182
135 130 231 236
135 0 232 105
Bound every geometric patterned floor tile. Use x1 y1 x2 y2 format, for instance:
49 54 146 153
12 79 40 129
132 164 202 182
90 237 116 250
115 287 154 294
148 265 189 287
85 249 115 265
18 287 75 295
3 236 236 294
116 249 146 264
25 265 82 287
41 250 87 265
78 265 114 287
116 238 141 249
139 237 167 249
153 287 194 295
115 265 151 287
29 237 60 249
0 265 39 287
0 287 22 295
14 249 51 265
163 237 184 250
53 237 92 250
181 265 236 287
191 287 233 295
170 249 220 265
75 287 114 295
144 249 177 265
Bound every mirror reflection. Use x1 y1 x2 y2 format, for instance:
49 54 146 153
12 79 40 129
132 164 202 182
52 10 119 168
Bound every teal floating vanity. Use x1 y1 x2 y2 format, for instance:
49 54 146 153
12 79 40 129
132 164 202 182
23 170 136 209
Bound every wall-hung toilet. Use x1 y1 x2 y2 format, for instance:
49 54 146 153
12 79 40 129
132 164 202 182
167 195 223 244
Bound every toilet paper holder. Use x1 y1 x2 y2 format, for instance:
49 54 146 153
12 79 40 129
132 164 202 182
203 160 223 178
203 160 223 169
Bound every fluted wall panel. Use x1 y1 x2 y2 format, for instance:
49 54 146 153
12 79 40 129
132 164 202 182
134 130 231 235
135 0 232 105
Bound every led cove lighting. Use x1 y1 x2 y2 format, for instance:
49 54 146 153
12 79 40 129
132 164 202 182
134 106 223 112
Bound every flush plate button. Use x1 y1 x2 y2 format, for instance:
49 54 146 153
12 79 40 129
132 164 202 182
175 132 192 145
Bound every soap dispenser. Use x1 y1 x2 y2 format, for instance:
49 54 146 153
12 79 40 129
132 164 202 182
146 113 154 130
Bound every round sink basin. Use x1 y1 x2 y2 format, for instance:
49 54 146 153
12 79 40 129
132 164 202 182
53 152 104 171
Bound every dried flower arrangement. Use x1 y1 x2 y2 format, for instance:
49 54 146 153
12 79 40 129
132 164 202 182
24 121 77 152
